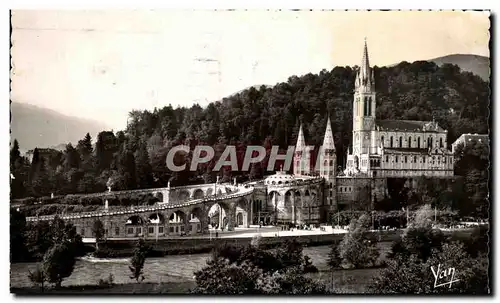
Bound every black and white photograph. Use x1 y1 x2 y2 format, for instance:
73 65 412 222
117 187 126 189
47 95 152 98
8 8 491 295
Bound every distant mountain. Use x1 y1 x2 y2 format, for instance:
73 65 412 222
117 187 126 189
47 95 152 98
10 102 110 152
387 54 489 82
427 54 489 81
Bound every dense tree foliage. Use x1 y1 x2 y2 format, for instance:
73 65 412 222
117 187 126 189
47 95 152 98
338 214 380 268
10 210 27 262
10 61 489 201
11 212 84 263
327 244 342 270
453 140 490 218
42 243 77 288
372 241 488 294
192 240 327 294
375 205 490 294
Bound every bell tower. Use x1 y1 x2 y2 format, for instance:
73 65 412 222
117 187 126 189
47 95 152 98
352 39 377 156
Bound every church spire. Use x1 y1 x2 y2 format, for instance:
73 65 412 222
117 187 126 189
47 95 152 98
355 38 374 92
360 38 371 85
322 116 336 151
295 123 306 151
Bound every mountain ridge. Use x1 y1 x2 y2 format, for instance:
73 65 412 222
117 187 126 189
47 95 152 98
387 54 489 81
10 102 111 152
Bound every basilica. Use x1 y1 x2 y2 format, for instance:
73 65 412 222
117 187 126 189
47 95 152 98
250 41 454 225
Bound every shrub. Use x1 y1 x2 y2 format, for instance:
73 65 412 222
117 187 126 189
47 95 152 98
28 265 46 292
42 243 77 288
98 273 115 287
129 239 150 283
339 214 380 268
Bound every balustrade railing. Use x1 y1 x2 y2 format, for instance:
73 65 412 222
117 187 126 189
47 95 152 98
26 184 254 222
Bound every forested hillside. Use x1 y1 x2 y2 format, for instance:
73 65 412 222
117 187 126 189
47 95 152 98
10 61 490 201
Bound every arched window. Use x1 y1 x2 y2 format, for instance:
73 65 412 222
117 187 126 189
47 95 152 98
417 137 421 148
408 136 412 148
440 138 443 148
381 136 384 146
385 156 388 162
413 156 417 163
395 156 398 163
364 97 368 116
399 136 403 148
329 160 333 166
428 137 433 149
390 136 394 147
368 97 372 115
405 156 408 163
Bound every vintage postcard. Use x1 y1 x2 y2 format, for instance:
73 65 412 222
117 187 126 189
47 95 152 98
9 9 491 295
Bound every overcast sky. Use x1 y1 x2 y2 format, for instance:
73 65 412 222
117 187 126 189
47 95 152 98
11 10 490 130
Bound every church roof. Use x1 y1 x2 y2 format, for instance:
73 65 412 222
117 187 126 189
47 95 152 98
384 147 452 155
376 120 445 132
384 148 429 155
322 117 336 150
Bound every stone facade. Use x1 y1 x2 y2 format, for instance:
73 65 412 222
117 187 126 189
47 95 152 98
283 40 455 222
26 40 459 236
343 41 454 179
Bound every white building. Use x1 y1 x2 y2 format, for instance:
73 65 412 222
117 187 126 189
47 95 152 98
343 41 454 178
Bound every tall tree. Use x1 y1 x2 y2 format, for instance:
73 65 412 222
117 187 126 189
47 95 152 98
135 141 154 189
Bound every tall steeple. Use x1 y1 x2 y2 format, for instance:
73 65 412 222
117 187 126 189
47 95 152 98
360 38 370 82
295 123 306 151
356 38 375 91
319 116 337 182
322 116 336 151
293 123 311 176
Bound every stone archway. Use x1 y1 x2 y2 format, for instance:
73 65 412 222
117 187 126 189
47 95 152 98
154 192 164 203
147 213 166 237
187 206 205 234
125 215 145 237
207 202 230 231
237 213 243 226
193 189 204 200
169 210 188 235
178 190 190 201
234 197 250 228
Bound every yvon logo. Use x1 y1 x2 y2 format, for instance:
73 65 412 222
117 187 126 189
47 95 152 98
431 264 460 289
